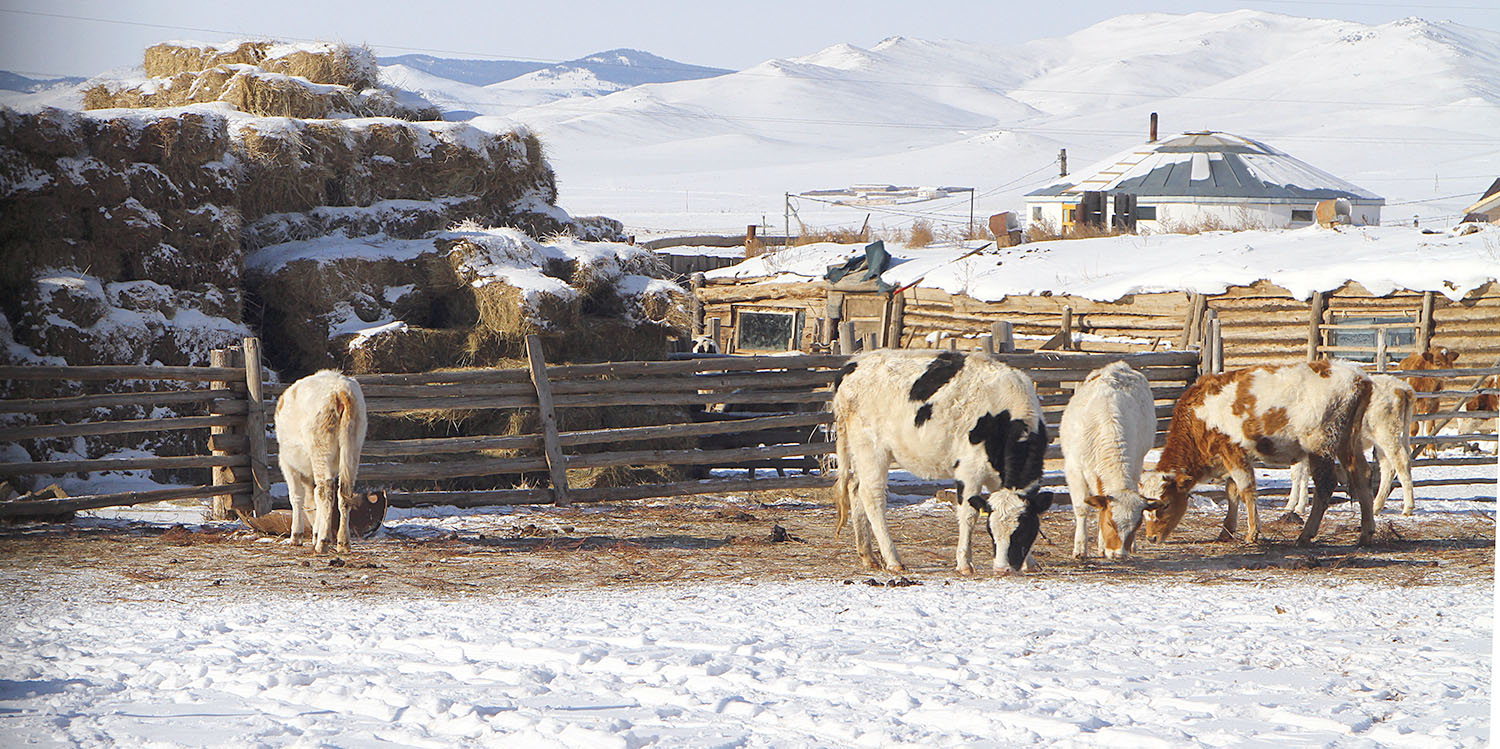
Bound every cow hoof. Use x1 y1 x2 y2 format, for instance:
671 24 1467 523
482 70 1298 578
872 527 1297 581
1295 536 1314 547
1216 528 1236 542
859 557 878 571
336 544 351 554
955 564 974 576
886 563 907 574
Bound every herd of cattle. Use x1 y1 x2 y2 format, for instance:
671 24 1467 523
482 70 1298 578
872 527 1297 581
265 345 1490 571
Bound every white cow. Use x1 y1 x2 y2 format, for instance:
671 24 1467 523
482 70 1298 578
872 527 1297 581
1285 373 1416 516
274 370 368 553
1060 361 1165 559
833 350 1052 575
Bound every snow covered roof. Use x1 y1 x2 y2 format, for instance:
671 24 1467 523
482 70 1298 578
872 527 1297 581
1026 131 1384 204
705 223 1498 303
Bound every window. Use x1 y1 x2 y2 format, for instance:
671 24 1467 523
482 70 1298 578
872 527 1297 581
1291 208 1315 223
736 309 803 351
1327 315 1417 364
1135 205 1157 220
1031 206 1043 221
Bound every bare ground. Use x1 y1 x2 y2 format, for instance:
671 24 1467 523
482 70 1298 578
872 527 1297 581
0 491 1492 603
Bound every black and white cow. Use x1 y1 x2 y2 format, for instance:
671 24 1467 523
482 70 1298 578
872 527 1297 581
833 349 1052 575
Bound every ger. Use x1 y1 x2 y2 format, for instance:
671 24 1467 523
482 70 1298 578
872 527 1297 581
833 350 1053 575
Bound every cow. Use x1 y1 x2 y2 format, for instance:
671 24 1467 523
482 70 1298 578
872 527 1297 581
1454 374 1498 449
274 370 368 553
1286 374 1416 515
1060 361 1165 559
1398 346 1458 437
1140 360 1376 547
832 349 1052 575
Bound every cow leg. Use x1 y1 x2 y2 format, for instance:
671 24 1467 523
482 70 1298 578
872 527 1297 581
847 470 877 570
335 479 354 553
1342 444 1376 547
287 471 311 546
1297 455 1337 546
854 453 904 573
312 479 336 553
1065 466 1091 559
1219 476 1239 541
1286 459 1310 515
954 498 979 575
1393 448 1416 517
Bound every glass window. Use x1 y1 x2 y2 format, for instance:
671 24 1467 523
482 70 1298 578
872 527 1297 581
1291 209 1315 222
737 309 803 351
1136 205 1157 220
1327 315 1416 364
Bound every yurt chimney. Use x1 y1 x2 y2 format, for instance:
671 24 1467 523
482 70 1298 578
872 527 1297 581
1149 112 1158 142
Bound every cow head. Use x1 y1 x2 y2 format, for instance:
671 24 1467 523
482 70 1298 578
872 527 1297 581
988 489 1055 573
1139 471 1194 543
1421 346 1458 368
1084 489 1168 559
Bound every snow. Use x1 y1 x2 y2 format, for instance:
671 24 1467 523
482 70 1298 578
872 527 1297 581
1 460 1491 746
707 223 1500 302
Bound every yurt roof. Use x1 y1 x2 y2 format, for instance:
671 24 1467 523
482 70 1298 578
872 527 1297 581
1025 131 1384 204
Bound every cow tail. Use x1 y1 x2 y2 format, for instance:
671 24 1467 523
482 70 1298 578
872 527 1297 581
833 413 853 536
1395 384 1414 458
335 389 362 505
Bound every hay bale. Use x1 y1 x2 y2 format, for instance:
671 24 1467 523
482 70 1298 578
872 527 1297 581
143 40 270 78
261 43 378 90
220 70 343 119
345 325 470 374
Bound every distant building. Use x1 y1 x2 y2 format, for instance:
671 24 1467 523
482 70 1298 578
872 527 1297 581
1462 177 1500 223
1024 131 1384 233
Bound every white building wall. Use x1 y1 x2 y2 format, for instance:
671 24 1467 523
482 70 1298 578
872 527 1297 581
1027 198 1383 234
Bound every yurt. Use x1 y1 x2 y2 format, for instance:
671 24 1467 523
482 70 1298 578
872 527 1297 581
1025 131 1384 233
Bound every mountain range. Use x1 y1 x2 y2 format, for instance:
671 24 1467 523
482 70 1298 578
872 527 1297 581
3 11 1496 234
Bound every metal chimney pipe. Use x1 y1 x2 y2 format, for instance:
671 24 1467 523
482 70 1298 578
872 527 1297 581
1149 112 1158 142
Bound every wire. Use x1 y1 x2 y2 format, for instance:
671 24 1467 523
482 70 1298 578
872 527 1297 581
1385 192 1482 206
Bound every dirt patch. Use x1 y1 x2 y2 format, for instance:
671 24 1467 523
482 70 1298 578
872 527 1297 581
0 493 1490 602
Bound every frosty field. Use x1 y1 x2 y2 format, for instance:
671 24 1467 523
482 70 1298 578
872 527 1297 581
1 464 1492 747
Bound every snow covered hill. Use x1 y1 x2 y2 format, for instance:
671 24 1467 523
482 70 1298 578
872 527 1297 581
470 11 1500 235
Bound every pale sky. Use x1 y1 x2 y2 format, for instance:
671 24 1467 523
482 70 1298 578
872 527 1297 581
2 0 1498 79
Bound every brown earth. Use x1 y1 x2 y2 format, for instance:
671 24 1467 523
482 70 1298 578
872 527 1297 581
0 491 1491 602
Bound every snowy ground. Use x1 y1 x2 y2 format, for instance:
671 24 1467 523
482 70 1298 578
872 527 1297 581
1 458 1493 747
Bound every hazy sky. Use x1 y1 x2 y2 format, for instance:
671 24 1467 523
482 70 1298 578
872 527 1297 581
2 0 1498 78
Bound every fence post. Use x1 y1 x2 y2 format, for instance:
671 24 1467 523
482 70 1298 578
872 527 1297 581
992 321 1014 353
885 292 906 349
689 273 705 337
242 337 272 516
1418 291 1435 352
980 333 994 356
1180 292 1206 349
209 347 239 520
1375 327 1388 372
1061 306 1074 351
525 334 570 506
1210 318 1225 374
838 321 857 355
1307 291 1327 361
708 317 722 353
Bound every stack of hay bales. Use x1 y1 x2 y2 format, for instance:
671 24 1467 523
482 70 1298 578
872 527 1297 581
245 227 687 376
83 40 440 121
0 106 246 369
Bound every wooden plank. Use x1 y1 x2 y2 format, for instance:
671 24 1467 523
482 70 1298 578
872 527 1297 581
1412 456 1500 468
546 353 849 380
0 364 245 382
554 390 832 409
209 347 239 520
0 387 241 414
1386 366 1500 379
1410 434 1497 445
1306 291 1326 362
565 442 835 470
0 454 248 476
526 334 570 506
352 369 532 387
0 414 241 441
363 433 542 458
0 482 251 517
359 455 552 481
364 395 538 413
242 337 271 516
562 412 831 447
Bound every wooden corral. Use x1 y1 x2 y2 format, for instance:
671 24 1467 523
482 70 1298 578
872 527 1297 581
696 275 1500 372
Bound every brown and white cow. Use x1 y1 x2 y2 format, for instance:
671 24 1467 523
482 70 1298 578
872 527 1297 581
1060 361 1165 560
1140 360 1376 547
1455 374 1499 449
1286 374 1415 515
1398 345 1458 437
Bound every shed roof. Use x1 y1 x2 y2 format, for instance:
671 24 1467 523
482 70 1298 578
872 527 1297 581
1026 131 1383 204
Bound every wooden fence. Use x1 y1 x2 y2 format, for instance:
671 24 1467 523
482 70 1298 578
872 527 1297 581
3 338 1489 520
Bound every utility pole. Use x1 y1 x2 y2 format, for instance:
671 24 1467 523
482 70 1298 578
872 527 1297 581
1059 148 1068 177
